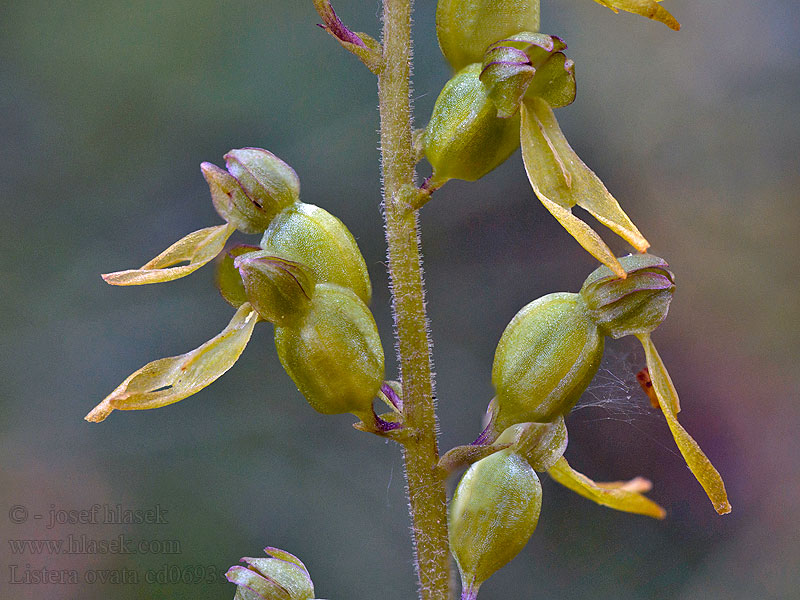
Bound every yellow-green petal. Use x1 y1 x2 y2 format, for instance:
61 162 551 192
85 304 259 422
548 456 666 519
636 334 732 515
102 223 236 286
593 0 680 31
637 333 680 414
538 196 626 277
520 98 650 276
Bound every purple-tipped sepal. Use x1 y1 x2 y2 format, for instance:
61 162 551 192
312 0 382 73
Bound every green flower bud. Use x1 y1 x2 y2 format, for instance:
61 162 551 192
261 203 372 305
449 448 542 599
436 0 540 71
201 163 272 235
235 254 314 327
226 547 314 600
274 283 384 420
481 33 576 115
495 416 568 471
224 148 300 219
492 292 604 430
425 63 521 184
202 148 299 234
580 254 675 338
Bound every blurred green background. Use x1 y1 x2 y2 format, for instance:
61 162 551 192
1 1 798 598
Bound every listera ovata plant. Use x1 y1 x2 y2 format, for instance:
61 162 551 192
86 1 730 599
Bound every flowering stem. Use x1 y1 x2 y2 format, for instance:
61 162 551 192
378 0 451 599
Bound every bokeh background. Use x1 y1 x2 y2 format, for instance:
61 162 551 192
2 1 798 598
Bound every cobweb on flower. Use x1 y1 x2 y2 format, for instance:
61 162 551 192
568 339 683 460
571 340 660 425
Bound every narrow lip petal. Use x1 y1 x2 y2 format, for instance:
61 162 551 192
592 0 680 31
101 223 236 286
85 304 259 422
548 457 667 519
637 333 732 515
519 99 655 276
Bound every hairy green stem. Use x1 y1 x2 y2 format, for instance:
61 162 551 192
378 1 451 599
